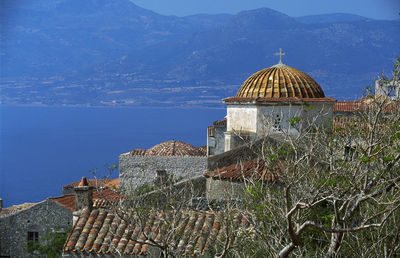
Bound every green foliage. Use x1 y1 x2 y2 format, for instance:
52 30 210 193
25 227 70 257
288 116 303 127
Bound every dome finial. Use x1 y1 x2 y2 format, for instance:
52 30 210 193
275 48 286 64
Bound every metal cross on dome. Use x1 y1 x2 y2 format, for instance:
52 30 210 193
275 48 286 64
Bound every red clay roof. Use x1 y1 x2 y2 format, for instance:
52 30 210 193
103 178 119 188
146 140 205 157
213 118 227 125
197 146 207 156
128 149 147 156
333 100 399 113
333 101 367 112
63 179 114 189
51 188 122 212
64 208 252 256
123 141 206 157
204 159 278 182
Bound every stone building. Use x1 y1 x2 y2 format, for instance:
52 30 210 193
0 177 121 257
0 199 73 257
207 57 336 154
119 140 207 190
205 53 336 197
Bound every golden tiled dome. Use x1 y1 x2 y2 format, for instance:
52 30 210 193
236 63 325 98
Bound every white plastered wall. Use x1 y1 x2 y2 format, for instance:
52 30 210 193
226 105 258 133
225 102 334 148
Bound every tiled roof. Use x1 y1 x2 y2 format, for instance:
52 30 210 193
129 149 147 156
197 146 207 156
104 178 119 188
63 179 114 189
0 203 37 217
122 141 206 157
204 159 277 182
224 97 337 103
145 140 205 157
333 101 367 112
333 100 399 113
236 64 326 98
213 119 227 126
51 188 122 212
64 208 252 256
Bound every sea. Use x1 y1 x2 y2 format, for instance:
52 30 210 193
0 106 226 207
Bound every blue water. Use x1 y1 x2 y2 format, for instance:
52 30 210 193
0 106 226 207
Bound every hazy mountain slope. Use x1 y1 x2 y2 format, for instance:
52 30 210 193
1 2 399 106
103 8 399 98
0 0 230 77
295 13 368 24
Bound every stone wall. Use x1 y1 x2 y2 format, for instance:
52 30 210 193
205 178 246 200
0 199 72 257
119 155 207 190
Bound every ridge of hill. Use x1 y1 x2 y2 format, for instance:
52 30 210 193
1 1 399 106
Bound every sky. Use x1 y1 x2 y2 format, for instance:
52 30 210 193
130 0 400 20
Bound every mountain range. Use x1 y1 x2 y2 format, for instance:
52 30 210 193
1 0 399 107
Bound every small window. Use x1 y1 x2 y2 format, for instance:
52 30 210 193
27 232 39 242
273 114 281 131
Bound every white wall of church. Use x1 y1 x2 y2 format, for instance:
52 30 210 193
256 105 302 136
226 105 257 133
299 102 334 129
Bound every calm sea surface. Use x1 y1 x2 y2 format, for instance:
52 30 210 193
0 106 225 207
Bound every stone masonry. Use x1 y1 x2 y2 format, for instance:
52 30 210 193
0 199 72 257
119 155 207 190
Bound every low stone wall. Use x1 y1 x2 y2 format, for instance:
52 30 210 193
119 155 207 190
205 178 246 200
0 199 72 257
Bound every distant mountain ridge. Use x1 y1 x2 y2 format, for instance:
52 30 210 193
1 0 399 107
295 13 369 24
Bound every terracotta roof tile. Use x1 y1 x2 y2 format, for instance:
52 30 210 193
145 140 205 157
64 208 252 256
197 146 207 156
104 178 119 188
51 188 122 212
204 159 278 182
333 101 367 112
333 100 399 113
122 141 206 157
63 179 114 189
213 119 227 125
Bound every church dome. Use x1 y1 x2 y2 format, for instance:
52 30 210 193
236 63 325 98
145 140 205 157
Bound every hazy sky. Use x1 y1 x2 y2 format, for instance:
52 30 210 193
130 0 400 20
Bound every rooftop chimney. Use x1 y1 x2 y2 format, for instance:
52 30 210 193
74 177 93 211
